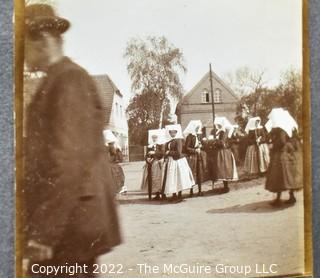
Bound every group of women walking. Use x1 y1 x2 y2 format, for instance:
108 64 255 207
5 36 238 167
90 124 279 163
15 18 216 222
141 116 239 203
140 107 303 206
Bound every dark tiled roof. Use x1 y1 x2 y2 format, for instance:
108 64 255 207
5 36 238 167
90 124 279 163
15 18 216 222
92 74 122 124
24 74 122 126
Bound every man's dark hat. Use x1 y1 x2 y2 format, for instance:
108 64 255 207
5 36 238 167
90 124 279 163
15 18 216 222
25 4 70 34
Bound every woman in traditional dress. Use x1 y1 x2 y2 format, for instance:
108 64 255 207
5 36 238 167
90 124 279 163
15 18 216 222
141 129 165 200
183 120 206 197
244 117 270 177
203 134 216 189
265 108 303 206
162 124 195 202
228 124 242 166
103 129 126 194
213 117 239 193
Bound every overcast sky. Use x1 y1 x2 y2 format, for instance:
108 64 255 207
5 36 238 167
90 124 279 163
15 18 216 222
54 0 302 98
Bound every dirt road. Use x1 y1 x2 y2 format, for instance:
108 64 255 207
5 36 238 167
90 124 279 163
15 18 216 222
98 162 305 278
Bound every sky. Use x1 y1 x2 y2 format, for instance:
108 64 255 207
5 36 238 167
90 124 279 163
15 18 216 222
54 0 302 99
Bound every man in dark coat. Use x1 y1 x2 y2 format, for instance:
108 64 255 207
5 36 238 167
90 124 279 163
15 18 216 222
22 4 121 277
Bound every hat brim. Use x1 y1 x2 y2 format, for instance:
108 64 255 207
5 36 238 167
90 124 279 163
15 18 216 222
26 16 70 34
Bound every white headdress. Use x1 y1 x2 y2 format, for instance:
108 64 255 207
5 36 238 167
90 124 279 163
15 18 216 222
283 110 298 131
148 128 166 146
103 129 117 144
267 108 298 137
244 116 262 134
228 124 239 138
214 116 233 133
103 129 121 150
268 107 285 121
264 119 273 133
183 120 202 137
165 124 184 141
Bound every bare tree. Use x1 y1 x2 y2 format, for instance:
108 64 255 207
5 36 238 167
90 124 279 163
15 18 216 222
235 67 302 129
224 67 267 115
224 66 267 96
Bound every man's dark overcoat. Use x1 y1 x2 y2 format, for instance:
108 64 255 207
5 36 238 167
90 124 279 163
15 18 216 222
23 57 121 263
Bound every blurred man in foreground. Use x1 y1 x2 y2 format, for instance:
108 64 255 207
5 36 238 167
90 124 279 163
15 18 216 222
22 4 121 277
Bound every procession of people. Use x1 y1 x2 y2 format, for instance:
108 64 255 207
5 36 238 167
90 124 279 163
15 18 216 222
20 2 305 278
135 107 303 206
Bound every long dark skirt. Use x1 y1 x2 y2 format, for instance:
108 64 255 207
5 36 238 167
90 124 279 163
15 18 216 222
187 151 207 184
265 149 303 192
206 153 215 181
244 144 270 174
230 144 240 165
141 159 164 193
110 163 125 193
215 149 238 181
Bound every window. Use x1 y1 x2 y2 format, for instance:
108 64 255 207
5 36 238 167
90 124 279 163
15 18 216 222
214 88 222 103
201 89 210 103
201 88 222 103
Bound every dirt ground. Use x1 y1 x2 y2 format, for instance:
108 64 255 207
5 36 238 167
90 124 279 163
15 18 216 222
98 161 305 278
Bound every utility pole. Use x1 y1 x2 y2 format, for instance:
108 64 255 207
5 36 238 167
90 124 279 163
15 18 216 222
209 63 216 136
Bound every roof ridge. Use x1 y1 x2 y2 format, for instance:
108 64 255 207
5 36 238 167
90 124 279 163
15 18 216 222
182 69 239 102
210 70 239 100
92 74 123 97
182 71 210 100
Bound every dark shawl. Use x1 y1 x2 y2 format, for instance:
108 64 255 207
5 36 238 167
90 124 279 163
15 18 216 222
165 138 183 160
146 144 164 161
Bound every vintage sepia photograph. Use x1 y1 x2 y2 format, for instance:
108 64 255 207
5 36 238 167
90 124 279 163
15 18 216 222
16 0 312 277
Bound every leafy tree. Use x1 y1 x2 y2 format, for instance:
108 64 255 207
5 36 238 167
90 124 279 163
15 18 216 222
124 36 186 129
127 92 172 146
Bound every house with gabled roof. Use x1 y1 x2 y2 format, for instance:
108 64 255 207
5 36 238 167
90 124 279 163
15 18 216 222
176 70 239 135
93 75 128 157
24 74 129 157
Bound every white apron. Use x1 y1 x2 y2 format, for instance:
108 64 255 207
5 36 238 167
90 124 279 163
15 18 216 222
163 156 195 194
